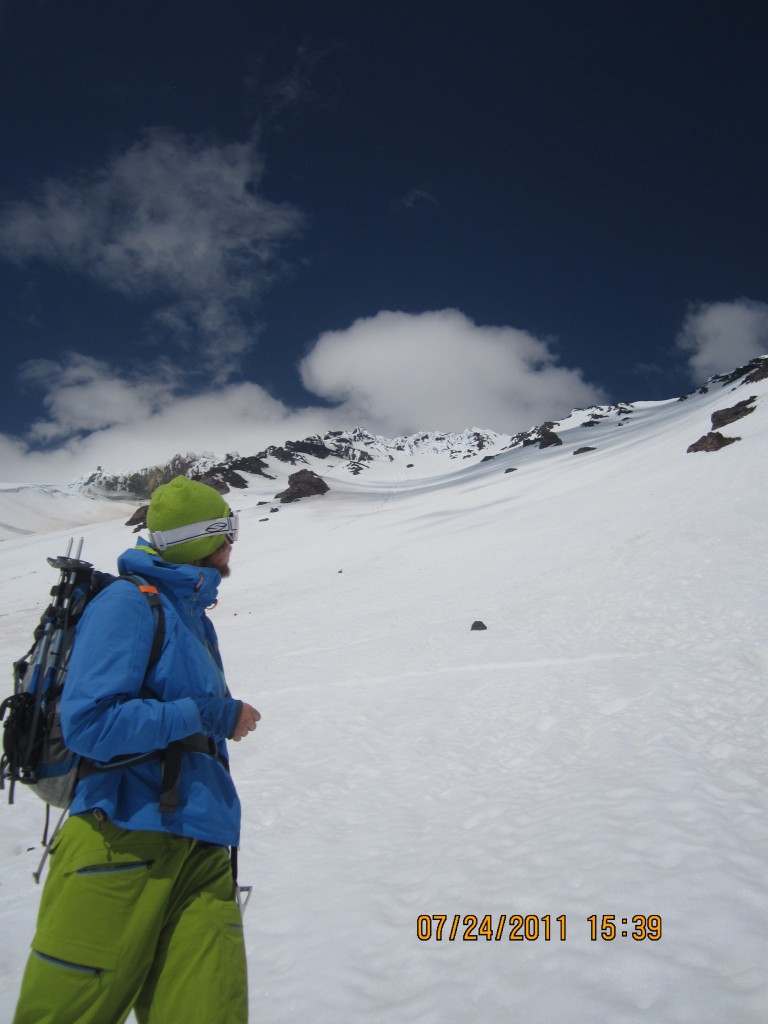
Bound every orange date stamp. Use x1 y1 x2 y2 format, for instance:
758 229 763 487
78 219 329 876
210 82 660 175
416 914 662 942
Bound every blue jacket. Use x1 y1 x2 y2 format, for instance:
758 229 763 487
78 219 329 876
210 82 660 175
62 543 242 847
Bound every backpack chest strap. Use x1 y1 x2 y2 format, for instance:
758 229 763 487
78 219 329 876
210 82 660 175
158 734 229 814
78 732 229 815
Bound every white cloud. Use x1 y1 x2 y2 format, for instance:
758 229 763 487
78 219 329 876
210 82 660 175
0 309 607 484
19 354 174 442
389 187 439 214
57 382 328 478
676 299 768 381
0 372 337 485
299 309 606 435
16 299 766 486
0 128 303 379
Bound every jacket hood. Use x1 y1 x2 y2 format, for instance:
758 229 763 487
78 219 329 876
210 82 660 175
118 541 221 608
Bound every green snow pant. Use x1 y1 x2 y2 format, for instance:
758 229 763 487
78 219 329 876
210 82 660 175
13 812 248 1024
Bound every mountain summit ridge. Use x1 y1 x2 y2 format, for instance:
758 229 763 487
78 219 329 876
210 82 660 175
72 355 768 500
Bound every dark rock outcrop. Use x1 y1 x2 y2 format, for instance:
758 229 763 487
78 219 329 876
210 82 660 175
275 469 330 503
83 454 199 499
522 422 563 449
679 356 768 400
711 355 768 388
710 397 757 430
194 454 276 493
265 446 306 466
125 504 149 532
744 359 768 384
537 427 563 449
687 432 741 453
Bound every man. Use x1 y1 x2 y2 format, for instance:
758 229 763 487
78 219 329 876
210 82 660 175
14 476 260 1024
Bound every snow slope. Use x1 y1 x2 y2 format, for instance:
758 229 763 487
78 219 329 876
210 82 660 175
0 483 137 541
1 365 767 1023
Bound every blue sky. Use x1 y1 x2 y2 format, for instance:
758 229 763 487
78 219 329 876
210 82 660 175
1 0 767 482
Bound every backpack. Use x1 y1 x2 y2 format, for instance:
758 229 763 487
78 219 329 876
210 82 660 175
0 539 165 811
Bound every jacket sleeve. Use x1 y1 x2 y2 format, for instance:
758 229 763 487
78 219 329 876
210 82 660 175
61 580 207 761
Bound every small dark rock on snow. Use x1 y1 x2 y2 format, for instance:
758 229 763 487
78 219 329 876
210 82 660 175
471 620 488 631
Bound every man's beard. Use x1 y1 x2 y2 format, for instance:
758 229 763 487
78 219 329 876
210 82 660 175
195 551 232 577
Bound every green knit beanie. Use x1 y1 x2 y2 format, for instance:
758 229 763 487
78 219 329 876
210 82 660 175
147 476 230 564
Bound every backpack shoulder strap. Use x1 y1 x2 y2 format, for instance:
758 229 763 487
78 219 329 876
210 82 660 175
115 575 166 670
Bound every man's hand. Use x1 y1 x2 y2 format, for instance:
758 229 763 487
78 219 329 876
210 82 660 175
232 702 261 741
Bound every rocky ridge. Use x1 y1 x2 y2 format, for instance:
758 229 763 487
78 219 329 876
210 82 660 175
74 356 767 502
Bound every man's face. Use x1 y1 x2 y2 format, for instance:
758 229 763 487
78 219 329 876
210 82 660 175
198 538 233 578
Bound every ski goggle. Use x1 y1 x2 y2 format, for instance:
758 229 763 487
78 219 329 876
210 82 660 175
149 511 239 552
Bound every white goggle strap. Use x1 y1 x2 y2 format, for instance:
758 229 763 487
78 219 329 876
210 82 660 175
149 513 238 552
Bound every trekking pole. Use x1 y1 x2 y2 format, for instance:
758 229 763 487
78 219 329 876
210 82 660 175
236 885 253 917
42 538 92 695
32 804 69 884
18 540 75 779
22 539 92 782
